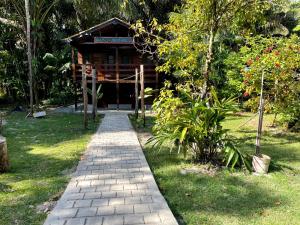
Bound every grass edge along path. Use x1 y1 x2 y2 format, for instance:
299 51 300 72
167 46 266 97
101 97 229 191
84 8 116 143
129 113 300 225
0 112 100 225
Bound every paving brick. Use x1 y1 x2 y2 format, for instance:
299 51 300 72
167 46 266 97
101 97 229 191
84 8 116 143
65 218 86 225
125 196 141 204
110 184 124 191
101 191 117 198
117 190 132 197
74 199 92 208
43 217 65 225
80 187 96 193
96 185 110 192
86 217 103 225
91 180 105 186
84 192 102 199
123 184 137 190
109 198 125 206
102 215 123 225
77 181 91 188
134 204 151 214
144 213 161 224
62 193 84 200
56 200 74 209
140 196 153 204
116 179 130 184
77 207 97 217
97 206 115 216
124 214 144 225
55 208 79 218
115 204 134 214
104 179 117 185
92 199 109 207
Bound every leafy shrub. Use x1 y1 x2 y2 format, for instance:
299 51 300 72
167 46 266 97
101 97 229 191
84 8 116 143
47 80 74 106
148 82 251 170
227 35 300 129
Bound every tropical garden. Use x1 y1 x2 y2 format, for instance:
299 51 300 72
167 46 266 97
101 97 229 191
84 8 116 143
0 0 300 225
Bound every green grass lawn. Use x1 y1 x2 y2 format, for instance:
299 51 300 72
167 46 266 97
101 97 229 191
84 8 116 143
0 112 99 225
130 113 300 225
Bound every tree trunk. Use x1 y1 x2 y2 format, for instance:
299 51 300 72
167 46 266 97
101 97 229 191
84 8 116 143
201 26 216 100
25 0 34 115
0 136 9 173
140 65 145 127
82 65 88 129
92 68 97 121
33 37 39 106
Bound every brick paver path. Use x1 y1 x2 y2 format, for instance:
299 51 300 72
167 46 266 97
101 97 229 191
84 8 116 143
44 112 178 225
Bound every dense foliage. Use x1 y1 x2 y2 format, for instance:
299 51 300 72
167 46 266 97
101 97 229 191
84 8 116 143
228 35 300 129
133 0 300 169
0 0 299 165
0 0 180 107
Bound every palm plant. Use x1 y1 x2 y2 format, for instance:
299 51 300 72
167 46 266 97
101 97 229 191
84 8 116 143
7 0 56 106
148 83 251 170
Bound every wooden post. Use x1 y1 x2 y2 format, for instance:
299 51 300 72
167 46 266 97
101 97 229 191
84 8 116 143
72 49 77 111
140 65 145 127
82 65 88 129
92 67 97 121
255 71 265 155
116 47 120 110
0 136 9 173
135 68 139 118
74 82 78 111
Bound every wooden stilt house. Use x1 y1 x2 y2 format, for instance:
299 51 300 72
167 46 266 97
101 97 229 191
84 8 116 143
65 18 159 109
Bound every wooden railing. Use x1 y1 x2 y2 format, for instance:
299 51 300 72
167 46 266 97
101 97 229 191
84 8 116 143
72 64 158 83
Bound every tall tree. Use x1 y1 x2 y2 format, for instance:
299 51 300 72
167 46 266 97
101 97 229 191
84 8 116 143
25 0 33 114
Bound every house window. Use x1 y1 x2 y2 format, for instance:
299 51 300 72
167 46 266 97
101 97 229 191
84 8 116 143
108 55 115 64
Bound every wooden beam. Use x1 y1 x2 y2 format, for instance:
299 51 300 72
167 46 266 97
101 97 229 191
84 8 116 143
140 65 145 127
135 68 139 118
74 82 78 111
116 47 120 110
255 71 265 155
82 65 88 129
72 48 78 111
92 67 97 121
83 79 157 84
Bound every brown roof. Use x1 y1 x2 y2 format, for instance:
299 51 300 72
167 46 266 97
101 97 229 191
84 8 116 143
64 17 131 43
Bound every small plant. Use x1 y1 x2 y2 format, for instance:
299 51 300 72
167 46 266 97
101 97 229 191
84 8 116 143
87 84 103 102
148 82 251 170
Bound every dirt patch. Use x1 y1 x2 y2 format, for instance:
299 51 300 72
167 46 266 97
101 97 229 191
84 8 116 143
36 190 64 214
136 131 152 147
180 164 220 177
36 166 76 214
36 201 56 214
